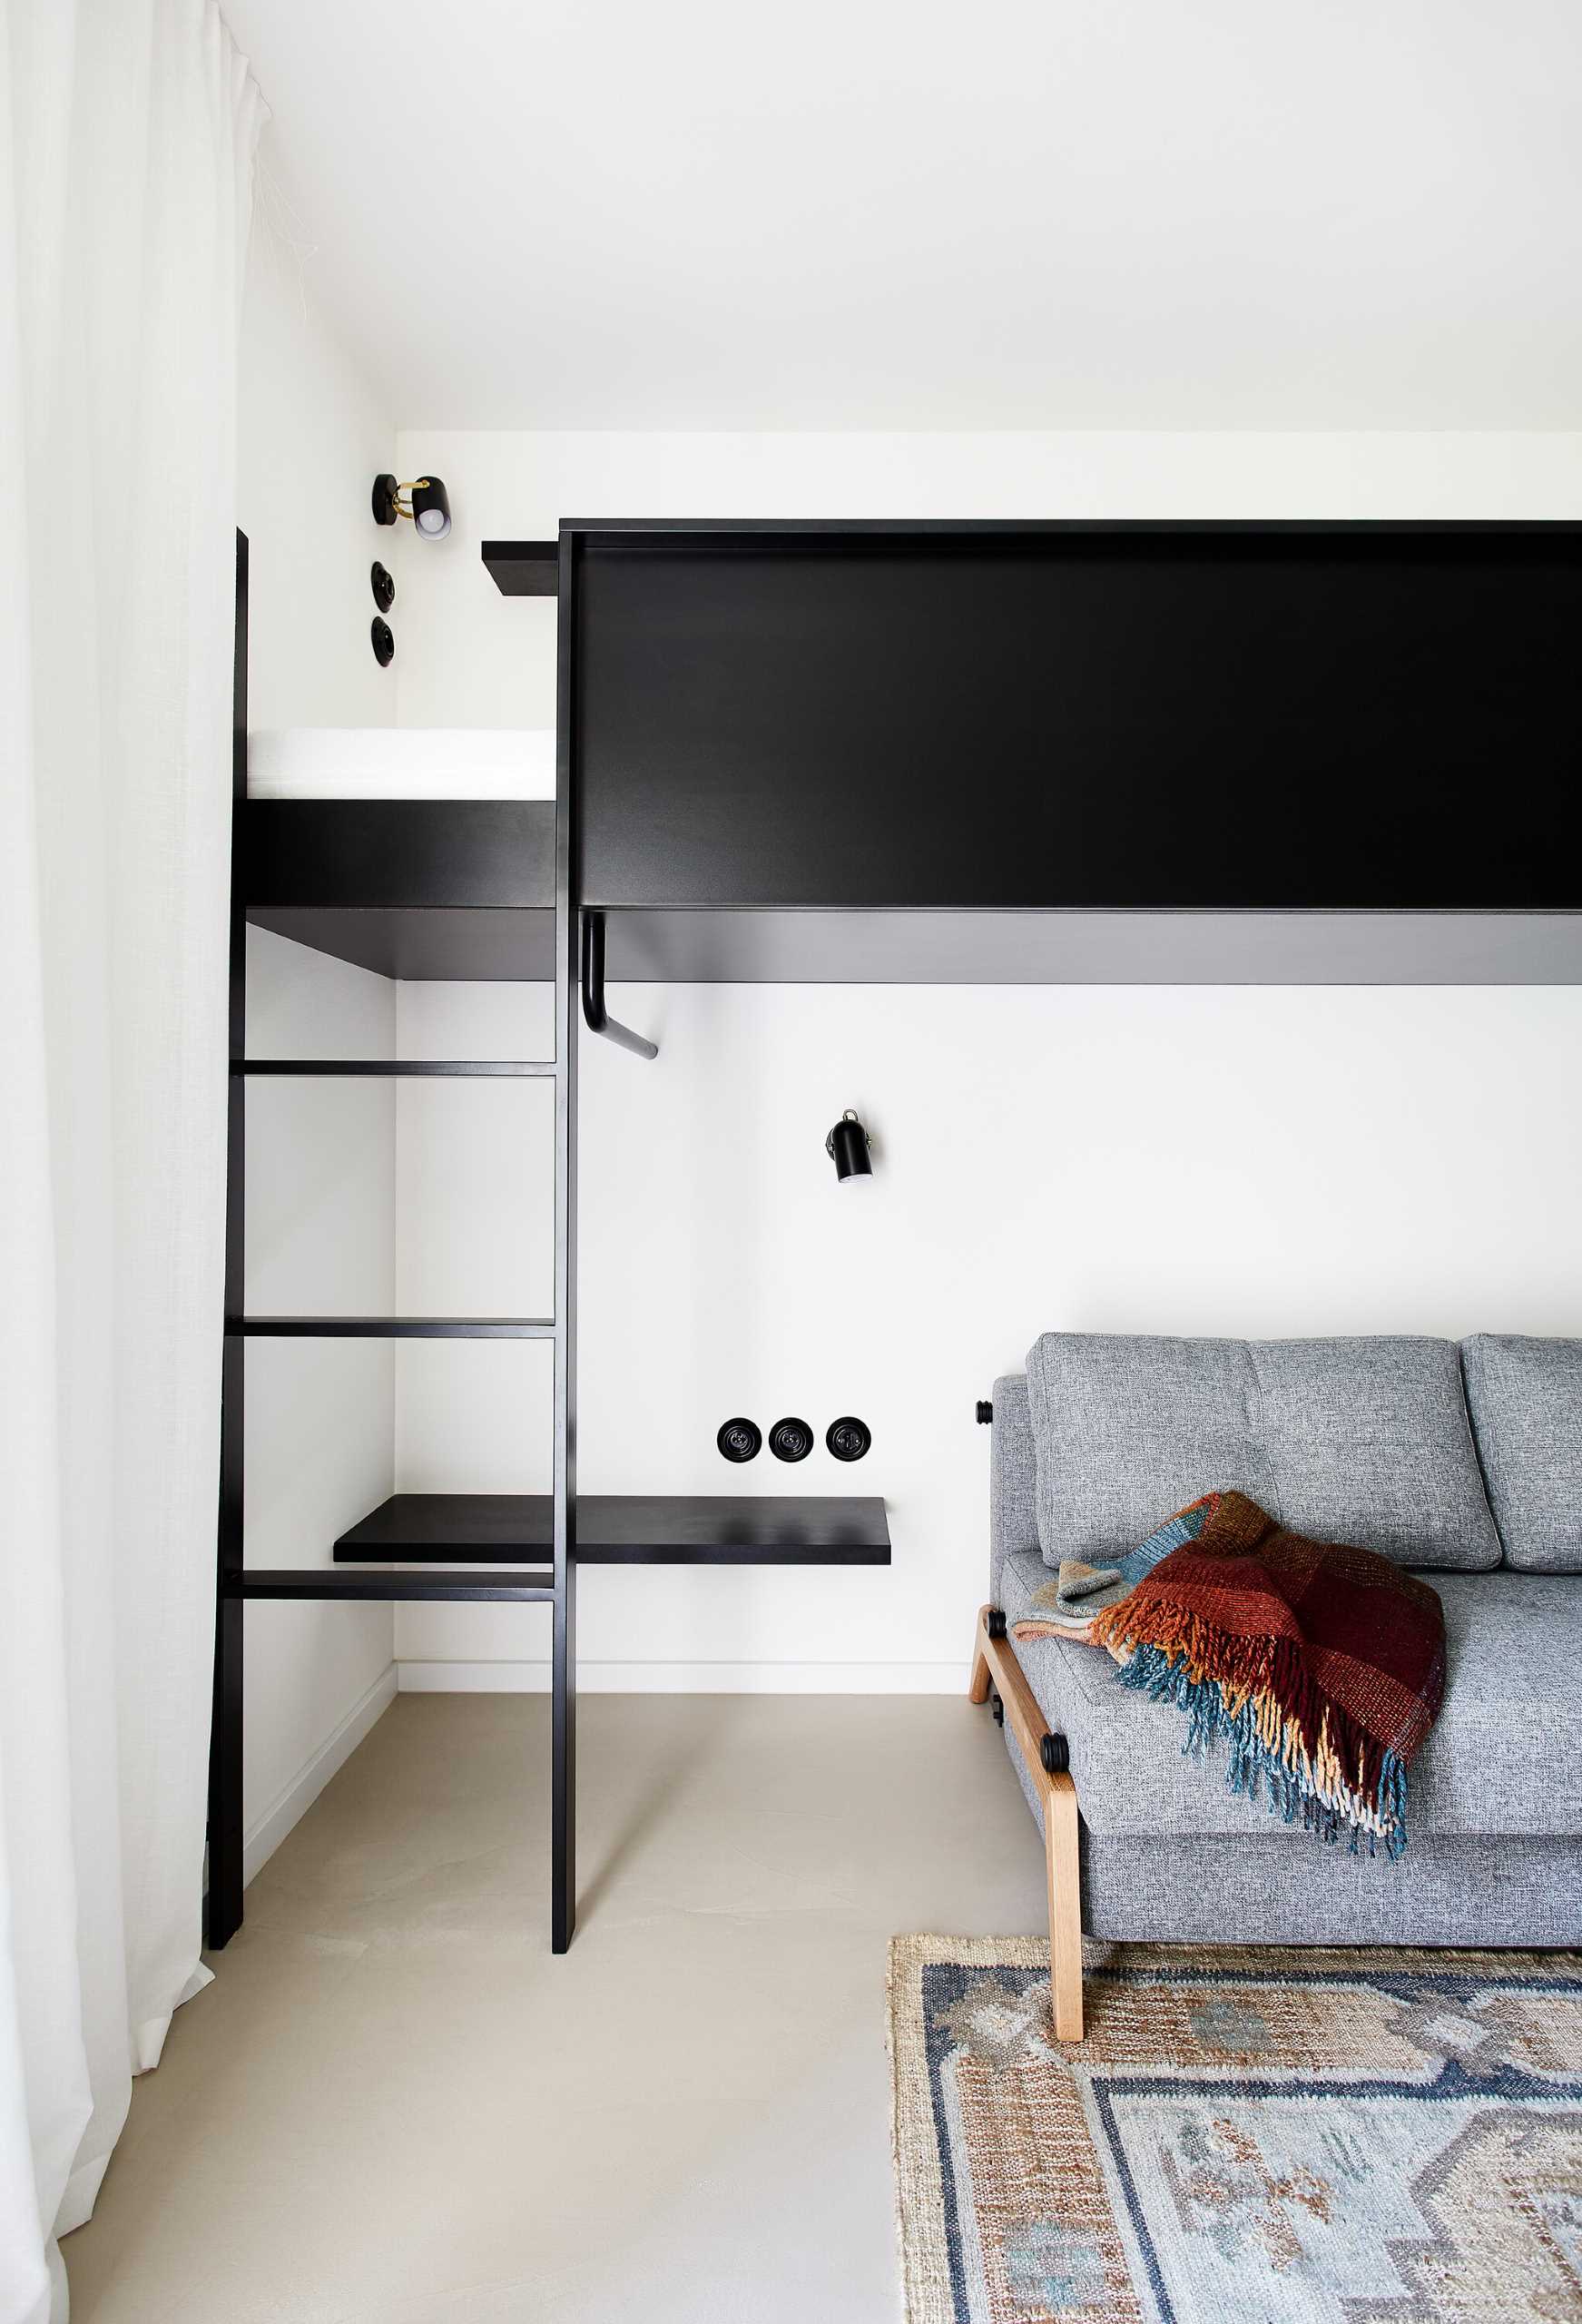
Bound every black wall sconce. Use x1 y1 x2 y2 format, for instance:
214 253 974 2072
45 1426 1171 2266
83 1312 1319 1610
826 1109 872 1183
372 473 452 538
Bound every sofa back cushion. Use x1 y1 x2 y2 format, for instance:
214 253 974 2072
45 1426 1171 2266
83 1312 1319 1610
1461 1334 1582 1572
1025 1333 1501 1572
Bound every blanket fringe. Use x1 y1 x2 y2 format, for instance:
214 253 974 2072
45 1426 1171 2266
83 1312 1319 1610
1115 1643 1410 1858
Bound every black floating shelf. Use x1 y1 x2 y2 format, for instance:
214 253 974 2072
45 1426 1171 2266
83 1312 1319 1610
231 1570 555 1602
482 540 559 596
335 1492 891 1567
236 1318 555 1339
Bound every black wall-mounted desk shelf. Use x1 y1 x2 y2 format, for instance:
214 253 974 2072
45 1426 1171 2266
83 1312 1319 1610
333 1492 891 1567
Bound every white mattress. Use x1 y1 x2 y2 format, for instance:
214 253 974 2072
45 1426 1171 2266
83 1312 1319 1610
247 728 555 800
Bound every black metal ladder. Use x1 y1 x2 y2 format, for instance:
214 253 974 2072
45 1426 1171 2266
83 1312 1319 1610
208 533 653 1956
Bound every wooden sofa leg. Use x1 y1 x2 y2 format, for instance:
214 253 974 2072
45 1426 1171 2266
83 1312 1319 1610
971 1603 1086 2043
1043 1770 1084 2043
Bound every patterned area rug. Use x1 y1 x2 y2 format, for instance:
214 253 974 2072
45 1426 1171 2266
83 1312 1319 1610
889 1935 1582 2323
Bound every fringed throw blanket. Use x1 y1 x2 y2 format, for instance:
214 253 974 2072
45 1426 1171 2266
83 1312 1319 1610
1012 1497 1219 1640
1087 1491 1446 1857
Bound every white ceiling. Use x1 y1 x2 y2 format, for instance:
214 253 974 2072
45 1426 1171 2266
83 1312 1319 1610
224 0 1582 431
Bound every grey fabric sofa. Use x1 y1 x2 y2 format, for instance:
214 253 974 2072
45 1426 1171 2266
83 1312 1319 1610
973 1333 1582 2036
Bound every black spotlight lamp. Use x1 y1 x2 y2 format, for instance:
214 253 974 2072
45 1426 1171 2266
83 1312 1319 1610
372 473 452 538
825 1108 872 1183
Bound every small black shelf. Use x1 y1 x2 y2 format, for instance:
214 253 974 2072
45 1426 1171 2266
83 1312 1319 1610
482 540 559 596
334 1492 891 1566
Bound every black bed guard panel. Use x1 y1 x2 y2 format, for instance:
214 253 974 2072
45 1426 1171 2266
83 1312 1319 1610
565 521 1582 916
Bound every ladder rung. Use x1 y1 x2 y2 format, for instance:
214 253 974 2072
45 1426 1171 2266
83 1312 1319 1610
234 1317 556 1339
229 1569 555 1601
239 1059 556 1077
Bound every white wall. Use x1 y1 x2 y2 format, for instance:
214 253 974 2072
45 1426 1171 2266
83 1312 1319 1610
393 982 554 1517
235 191 401 1871
381 428 1582 1692
243 932 396 1860
239 204 400 730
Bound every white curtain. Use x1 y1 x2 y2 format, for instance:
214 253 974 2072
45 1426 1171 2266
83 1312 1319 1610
0 4 264 2317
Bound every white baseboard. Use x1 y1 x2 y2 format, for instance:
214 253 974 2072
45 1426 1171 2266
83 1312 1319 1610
242 1661 398 1886
397 1659 967 1695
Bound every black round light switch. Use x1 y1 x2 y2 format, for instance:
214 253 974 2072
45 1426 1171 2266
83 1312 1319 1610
826 1415 871 1462
768 1416 813 1463
370 615 394 666
717 1417 762 1463
370 560 396 613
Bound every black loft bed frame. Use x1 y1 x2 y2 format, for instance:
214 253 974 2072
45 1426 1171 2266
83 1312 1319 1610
210 517 1582 1955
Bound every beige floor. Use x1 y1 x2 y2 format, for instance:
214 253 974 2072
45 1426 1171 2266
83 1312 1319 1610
64 1691 1047 2324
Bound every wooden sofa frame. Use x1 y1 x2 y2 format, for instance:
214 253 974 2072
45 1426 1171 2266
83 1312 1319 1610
969 1604 1085 2042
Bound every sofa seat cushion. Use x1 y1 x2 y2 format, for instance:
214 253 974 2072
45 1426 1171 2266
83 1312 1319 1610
1462 1334 1582 1573
997 1548 1582 1840
1025 1333 1500 1573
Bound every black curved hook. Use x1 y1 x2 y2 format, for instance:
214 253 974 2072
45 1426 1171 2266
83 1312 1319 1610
580 911 657 1060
